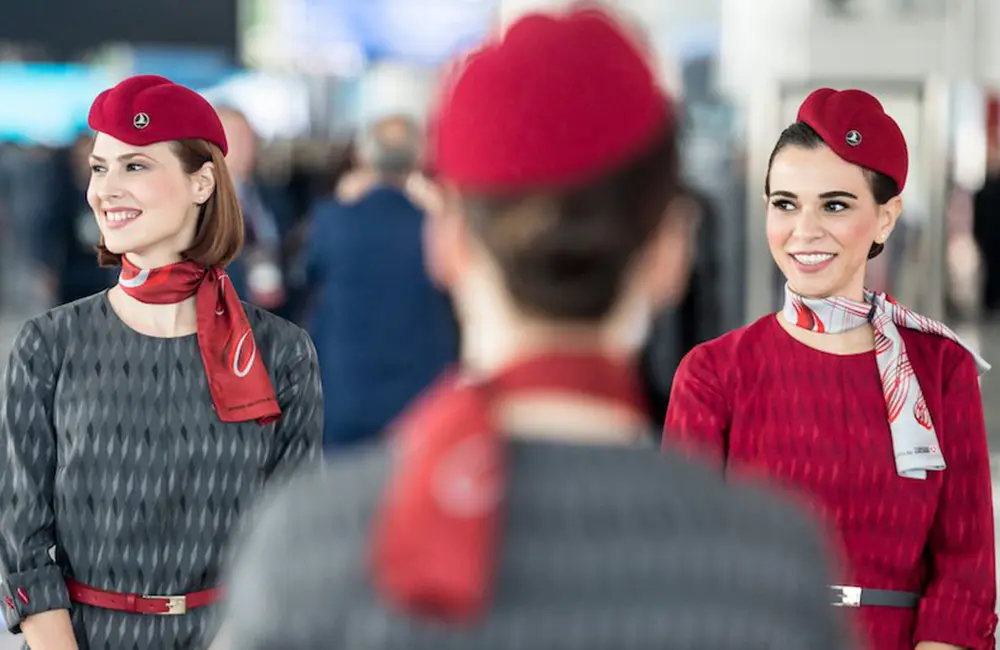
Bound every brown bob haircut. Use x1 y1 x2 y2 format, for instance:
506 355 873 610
96 139 245 268
459 126 680 322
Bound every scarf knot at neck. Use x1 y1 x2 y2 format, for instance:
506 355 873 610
371 352 648 622
117 257 281 424
782 284 988 480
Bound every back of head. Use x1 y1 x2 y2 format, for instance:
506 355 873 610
357 115 423 178
431 6 680 322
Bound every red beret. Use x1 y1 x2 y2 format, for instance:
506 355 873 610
431 6 670 192
796 88 908 193
88 75 228 155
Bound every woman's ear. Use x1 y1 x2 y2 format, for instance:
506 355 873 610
422 185 469 291
876 194 903 244
641 194 698 310
191 162 217 205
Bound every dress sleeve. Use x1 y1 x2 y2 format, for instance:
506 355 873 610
913 349 998 649
263 331 323 486
0 321 72 633
662 344 731 466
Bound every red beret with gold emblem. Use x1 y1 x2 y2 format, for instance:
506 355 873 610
431 5 670 192
88 74 228 155
796 88 908 193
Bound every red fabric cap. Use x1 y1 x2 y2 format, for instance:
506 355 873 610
796 88 908 193
88 74 228 155
431 5 670 192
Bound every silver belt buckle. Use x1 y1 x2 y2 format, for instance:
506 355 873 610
146 594 188 615
830 585 862 607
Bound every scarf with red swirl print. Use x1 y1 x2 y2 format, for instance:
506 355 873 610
371 352 649 622
783 283 989 479
118 257 281 424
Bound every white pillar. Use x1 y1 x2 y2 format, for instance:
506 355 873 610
718 0 811 112
720 0 977 109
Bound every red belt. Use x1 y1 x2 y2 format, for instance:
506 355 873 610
66 578 223 615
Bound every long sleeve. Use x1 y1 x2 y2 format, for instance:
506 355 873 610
912 349 998 649
662 343 731 466
0 321 72 633
263 332 323 486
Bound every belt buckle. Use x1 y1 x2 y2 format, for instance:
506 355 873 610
145 595 187 615
831 585 862 607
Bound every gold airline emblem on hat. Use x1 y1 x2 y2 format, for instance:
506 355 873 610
133 112 150 130
845 130 862 147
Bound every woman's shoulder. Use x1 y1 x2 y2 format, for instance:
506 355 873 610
10 293 108 349
898 324 985 385
678 314 778 372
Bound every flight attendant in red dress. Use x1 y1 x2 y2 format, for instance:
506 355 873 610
664 88 997 650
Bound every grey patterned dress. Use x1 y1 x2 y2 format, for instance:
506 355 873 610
224 439 854 650
0 291 323 649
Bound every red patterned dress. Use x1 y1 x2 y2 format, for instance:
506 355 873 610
664 313 997 650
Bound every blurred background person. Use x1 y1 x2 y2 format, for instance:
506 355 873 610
301 112 458 450
217 106 297 316
640 182 721 428
974 142 1000 318
30 132 117 306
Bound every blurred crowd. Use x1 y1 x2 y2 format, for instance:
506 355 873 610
0 107 734 449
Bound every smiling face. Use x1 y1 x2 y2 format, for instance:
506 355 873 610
765 143 901 301
87 133 214 268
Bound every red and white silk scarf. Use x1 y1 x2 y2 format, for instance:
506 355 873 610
783 284 990 480
118 257 281 424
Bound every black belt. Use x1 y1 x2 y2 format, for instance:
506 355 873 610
830 585 921 608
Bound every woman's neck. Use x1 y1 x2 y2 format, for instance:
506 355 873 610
775 311 875 355
460 301 646 444
108 286 198 338
781 282 874 354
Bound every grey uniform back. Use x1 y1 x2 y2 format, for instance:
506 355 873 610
223 438 851 650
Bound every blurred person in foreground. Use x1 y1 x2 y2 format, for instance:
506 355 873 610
301 113 458 450
216 8 851 650
0 75 322 650
665 88 996 649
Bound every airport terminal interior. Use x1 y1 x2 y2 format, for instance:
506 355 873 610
2 0 1000 646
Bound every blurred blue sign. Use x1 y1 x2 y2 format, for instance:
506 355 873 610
296 0 496 68
0 63 110 146
107 46 236 90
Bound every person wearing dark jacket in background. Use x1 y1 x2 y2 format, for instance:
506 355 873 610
974 147 1000 316
302 114 458 450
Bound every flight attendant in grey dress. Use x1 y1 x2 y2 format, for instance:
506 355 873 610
0 75 322 649
217 8 852 650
